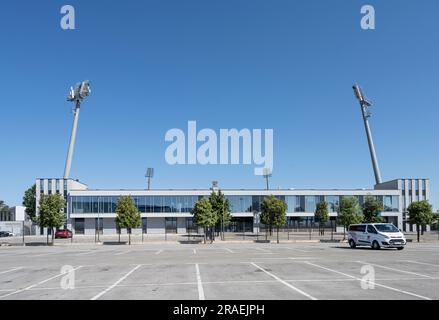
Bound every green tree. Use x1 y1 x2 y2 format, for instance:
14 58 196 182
22 184 37 222
261 195 287 243
315 201 329 236
192 198 217 243
408 200 435 243
38 194 66 245
362 195 384 223
209 190 231 240
115 196 141 245
0 200 10 220
337 197 363 240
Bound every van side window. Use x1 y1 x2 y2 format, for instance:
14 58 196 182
357 225 366 232
367 225 376 233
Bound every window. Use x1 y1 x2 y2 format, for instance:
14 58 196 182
367 225 376 234
325 196 340 213
305 196 318 213
165 217 177 234
48 180 52 191
40 180 44 193
142 218 147 233
226 196 252 213
74 218 84 235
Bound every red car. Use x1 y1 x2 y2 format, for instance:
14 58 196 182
55 229 73 239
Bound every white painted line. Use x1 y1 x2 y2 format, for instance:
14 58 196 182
254 247 270 252
223 248 235 254
0 267 23 275
356 261 436 279
0 266 83 299
405 260 439 268
114 250 131 256
75 250 97 256
155 250 163 255
250 262 317 300
91 264 142 300
304 261 432 300
31 252 59 258
193 249 197 254
195 264 205 300
288 248 311 253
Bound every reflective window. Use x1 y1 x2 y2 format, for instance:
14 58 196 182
226 196 252 213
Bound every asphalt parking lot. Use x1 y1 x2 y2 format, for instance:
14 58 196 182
0 242 438 300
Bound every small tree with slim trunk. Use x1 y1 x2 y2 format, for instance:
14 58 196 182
408 200 435 243
337 197 363 240
315 201 329 236
362 195 384 223
261 196 287 244
209 190 231 240
192 198 217 244
38 194 65 245
22 184 37 222
115 196 141 245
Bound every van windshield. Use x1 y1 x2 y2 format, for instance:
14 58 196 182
374 224 399 233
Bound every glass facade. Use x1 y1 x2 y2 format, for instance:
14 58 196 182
71 196 200 214
226 196 253 213
70 194 400 214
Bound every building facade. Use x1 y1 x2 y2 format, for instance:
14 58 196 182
35 177 430 235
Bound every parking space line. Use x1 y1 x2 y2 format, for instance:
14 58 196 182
155 250 163 255
0 267 23 275
75 250 97 256
287 248 311 253
31 252 60 258
250 262 317 300
356 261 437 279
195 264 205 300
193 249 197 254
405 260 439 268
91 264 142 300
0 265 83 299
254 247 270 252
223 248 235 254
303 261 432 300
114 251 131 256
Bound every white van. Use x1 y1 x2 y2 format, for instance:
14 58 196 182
348 223 406 250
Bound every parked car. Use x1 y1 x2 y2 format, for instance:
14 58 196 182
348 223 406 250
55 229 73 239
0 231 14 237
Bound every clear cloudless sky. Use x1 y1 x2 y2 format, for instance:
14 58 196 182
0 0 438 209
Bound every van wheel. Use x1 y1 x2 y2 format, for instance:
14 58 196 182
372 241 381 250
397 247 404 251
349 240 356 248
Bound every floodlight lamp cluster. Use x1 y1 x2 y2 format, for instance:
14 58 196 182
68 80 91 102
145 168 154 178
262 168 272 177
353 84 371 107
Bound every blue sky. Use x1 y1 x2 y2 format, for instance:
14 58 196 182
0 0 438 209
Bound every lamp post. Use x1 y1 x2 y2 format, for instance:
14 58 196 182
64 81 91 179
97 196 101 243
352 84 382 185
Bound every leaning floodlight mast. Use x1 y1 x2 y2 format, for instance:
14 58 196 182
352 84 382 185
63 80 91 179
